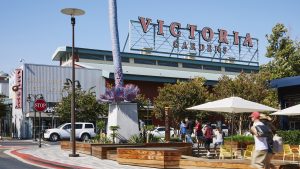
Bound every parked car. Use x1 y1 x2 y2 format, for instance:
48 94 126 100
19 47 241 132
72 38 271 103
44 122 96 142
149 126 175 138
211 124 229 137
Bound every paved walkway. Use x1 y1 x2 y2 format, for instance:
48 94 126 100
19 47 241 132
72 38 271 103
4 145 152 169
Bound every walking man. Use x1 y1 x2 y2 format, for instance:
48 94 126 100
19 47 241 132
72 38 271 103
250 111 269 169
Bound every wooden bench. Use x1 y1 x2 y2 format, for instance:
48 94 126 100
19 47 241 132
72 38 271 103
117 147 181 169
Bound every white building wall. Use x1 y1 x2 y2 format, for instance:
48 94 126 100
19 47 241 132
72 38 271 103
10 64 105 139
0 82 9 96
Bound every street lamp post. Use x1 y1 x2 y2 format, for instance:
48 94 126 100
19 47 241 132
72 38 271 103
26 94 43 143
61 8 85 157
146 98 151 125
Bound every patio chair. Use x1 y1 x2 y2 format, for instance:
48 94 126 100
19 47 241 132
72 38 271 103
219 145 237 159
243 144 254 159
291 145 300 160
283 144 295 161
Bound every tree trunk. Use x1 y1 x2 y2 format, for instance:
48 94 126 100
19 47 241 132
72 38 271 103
108 0 124 88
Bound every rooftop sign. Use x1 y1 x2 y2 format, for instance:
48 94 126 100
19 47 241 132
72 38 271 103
129 17 259 65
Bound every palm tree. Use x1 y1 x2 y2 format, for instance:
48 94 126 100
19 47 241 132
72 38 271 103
108 0 124 88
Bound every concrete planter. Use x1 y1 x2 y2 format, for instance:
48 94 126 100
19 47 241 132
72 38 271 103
107 102 139 143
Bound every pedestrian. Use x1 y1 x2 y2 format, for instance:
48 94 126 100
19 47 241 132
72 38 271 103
250 111 269 169
260 114 276 169
214 127 223 150
179 120 186 142
194 119 203 147
185 117 194 143
203 122 213 157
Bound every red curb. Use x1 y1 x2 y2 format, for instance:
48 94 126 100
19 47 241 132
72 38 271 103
10 148 92 169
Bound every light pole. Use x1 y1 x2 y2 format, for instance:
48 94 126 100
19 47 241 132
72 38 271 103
146 98 151 125
61 8 85 157
26 94 43 144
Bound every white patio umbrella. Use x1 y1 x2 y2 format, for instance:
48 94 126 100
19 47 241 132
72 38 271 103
187 96 277 113
271 104 300 116
187 96 277 158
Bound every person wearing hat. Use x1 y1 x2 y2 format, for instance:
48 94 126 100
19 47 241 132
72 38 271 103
260 114 276 169
250 111 269 169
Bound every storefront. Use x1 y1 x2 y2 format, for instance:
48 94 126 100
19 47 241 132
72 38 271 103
270 76 300 130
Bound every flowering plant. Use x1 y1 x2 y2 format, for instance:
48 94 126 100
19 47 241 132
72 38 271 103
100 84 140 103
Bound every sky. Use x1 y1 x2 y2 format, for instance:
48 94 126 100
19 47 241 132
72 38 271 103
1 0 300 74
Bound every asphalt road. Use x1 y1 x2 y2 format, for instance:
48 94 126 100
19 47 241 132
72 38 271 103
0 149 43 169
0 139 60 169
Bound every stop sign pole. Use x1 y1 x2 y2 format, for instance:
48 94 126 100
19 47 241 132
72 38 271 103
34 99 47 148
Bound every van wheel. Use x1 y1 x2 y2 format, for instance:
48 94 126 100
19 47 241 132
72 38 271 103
50 133 59 142
81 133 90 141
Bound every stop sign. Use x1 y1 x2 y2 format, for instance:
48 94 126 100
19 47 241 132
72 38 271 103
34 99 47 112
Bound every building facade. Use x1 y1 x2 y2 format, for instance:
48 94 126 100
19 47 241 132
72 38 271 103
10 64 104 139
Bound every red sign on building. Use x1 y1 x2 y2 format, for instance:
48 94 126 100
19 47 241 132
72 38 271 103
14 69 23 109
34 99 47 112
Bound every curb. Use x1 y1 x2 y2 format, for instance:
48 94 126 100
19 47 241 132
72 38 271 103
5 148 92 169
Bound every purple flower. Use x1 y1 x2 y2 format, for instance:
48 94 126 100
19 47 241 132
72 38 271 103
99 84 139 103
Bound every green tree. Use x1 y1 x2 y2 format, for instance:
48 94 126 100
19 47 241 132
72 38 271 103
262 23 300 79
212 72 278 134
56 89 108 122
153 78 209 125
212 72 278 108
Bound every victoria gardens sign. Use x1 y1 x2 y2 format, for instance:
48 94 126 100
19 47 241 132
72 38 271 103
129 16 259 65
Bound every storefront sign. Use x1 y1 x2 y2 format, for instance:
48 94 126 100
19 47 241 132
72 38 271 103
14 69 23 109
129 16 259 65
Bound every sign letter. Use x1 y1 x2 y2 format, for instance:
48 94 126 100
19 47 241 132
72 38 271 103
201 27 214 42
218 29 228 44
243 33 253 47
138 16 152 33
170 22 181 37
188 24 197 39
233 31 239 45
157 19 164 35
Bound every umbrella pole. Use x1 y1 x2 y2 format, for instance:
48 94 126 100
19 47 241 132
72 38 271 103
231 114 234 159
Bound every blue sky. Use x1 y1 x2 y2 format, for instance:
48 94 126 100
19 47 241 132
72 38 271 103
1 0 300 73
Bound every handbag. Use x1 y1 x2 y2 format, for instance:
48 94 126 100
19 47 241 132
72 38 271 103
273 134 283 153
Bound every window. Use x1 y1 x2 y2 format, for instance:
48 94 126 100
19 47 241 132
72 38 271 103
203 65 221 71
85 124 94 129
157 127 165 131
122 57 130 63
106 56 113 61
134 58 156 65
158 61 178 67
75 124 83 129
63 124 71 130
182 63 202 69
225 67 242 73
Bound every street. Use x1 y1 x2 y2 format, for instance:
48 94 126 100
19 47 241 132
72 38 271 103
0 139 59 169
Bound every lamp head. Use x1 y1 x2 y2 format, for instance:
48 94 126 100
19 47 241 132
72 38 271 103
61 8 85 16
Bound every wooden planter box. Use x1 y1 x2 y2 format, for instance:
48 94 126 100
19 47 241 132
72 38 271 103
117 147 181 169
91 144 144 159
145 143 192 156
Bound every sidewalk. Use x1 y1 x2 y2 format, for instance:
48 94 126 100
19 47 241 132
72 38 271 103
5 145 152 169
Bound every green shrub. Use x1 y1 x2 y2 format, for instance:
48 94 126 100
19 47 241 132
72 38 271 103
277 130 300 145
128 134 144 144
92 134 112 144
148 134 161 143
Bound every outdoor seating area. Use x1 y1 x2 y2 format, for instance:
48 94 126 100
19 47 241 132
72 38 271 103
59 141 300 168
